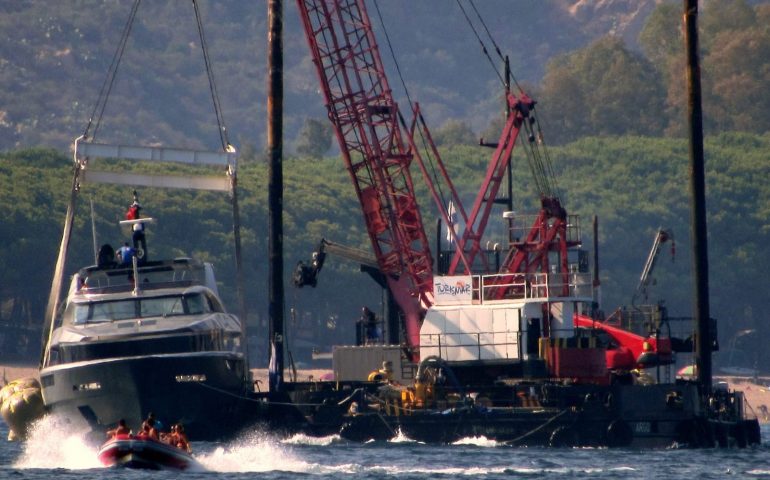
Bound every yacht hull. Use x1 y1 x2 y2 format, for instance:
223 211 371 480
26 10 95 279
40 352 258 441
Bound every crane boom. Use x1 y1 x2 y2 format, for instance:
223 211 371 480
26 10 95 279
633 228 674 305
296 0 434 353
446 92 535 275
296 0 580 354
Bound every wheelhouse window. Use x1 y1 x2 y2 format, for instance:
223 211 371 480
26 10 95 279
70 292 215 325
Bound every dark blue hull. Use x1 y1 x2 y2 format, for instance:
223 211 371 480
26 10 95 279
40 352 262 441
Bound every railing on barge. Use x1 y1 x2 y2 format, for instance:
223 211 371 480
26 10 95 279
433 271 594 307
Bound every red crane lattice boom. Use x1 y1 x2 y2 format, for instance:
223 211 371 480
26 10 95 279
297 0 579 354
446 92 536 275
297 0 434 352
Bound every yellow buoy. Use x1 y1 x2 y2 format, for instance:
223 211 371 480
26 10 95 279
1 377 45 441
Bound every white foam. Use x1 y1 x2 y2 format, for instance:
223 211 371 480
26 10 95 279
363 464 511 476
13 413 101 470
452 435 500 447
195 430 313 473
387 427 424 444
280 432 340 446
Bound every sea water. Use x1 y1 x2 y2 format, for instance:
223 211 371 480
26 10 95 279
1 415 769 479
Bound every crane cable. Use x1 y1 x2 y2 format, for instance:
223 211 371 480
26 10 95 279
192 0 230 151
81 0 230 153
372 0 450 210
535 115 561 200
455 0 505 91
372 1 414 109
457 0 561 201
82 0 141 142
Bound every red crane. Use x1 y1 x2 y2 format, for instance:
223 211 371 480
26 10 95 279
296 0 435 353
296 0 578 355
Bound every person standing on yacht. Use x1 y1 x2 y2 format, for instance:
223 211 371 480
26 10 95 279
126 191 147 260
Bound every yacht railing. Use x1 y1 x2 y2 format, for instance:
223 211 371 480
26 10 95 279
76 259 207 294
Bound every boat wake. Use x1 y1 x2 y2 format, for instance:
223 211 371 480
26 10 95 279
195 431 311 473
13 413 101 470
387 428 424 444
451 435 501 447
280 432 341 446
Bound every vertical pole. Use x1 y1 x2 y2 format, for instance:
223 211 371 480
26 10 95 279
592 215 601 316
42 165 81 367
684 0 711 391
90 195 98 263
267 0 284 392
504 55 513 216
230 169 250 381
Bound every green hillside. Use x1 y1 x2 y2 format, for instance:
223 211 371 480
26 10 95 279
2 133 769 367
1 1 768 151
1 1 769 368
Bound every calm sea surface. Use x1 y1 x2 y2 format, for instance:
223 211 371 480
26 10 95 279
1 417 769 479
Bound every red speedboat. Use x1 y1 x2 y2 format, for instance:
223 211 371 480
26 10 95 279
97 433 199 470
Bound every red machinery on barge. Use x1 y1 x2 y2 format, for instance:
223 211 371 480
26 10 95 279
286 0 761 447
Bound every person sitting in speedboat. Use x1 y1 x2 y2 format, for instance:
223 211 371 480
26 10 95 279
106 419 130 438
140 412 161 440
174 423 191 453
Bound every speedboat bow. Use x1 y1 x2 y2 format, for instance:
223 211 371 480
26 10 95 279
97 433 200 470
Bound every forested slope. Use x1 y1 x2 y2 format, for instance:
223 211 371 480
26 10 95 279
2 133 769 366
1 1 768 152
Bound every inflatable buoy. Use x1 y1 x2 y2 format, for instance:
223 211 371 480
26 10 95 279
0 377 45 440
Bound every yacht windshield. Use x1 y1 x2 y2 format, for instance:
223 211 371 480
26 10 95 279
71 293 213 325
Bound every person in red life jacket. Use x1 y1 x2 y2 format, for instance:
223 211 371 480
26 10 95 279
174 423 191 453
106 419 130 438
126 191 147 260
162 424 178 445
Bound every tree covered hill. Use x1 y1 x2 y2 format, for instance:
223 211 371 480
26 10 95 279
2 132 769 367
1 0 768 368
1 0 768 156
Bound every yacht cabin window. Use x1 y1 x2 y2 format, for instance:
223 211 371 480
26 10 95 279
70 292 219 325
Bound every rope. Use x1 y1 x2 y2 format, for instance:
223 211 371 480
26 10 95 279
375 411 398 437
81 0 231 152
192 0 230 151
503 408 570 446
83 0 141 141
193 381 326 407
396 110 449 211
521 123 550 197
